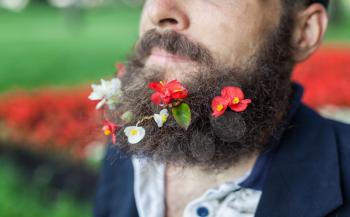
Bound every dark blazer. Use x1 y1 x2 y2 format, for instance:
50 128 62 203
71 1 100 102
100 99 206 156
93 103 350 217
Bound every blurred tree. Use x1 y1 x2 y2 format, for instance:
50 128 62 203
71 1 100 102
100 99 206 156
329 0 346 25
31 0 48 4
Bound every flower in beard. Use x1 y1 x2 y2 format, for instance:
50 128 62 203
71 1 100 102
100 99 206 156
148 80 188 106
222 86 252 112
102 120 119 144
211 96 230 118
211 86 251 117
153 109 169 128
124 126 146 144
88 78 122 110
115 63 126 78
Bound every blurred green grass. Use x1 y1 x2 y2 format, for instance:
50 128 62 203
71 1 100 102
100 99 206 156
0 4 349 93
326 22 350 43
0 4 140 92
0 158 91 217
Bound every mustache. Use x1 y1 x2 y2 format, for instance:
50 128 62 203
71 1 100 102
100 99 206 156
135 29 214 64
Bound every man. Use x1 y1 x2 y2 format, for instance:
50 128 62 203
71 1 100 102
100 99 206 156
94 0 350 216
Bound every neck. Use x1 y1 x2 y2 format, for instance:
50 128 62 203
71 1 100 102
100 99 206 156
164 152 259 217
166 151 259 195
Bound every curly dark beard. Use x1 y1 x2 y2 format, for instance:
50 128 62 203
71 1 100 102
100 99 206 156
113 12 296 170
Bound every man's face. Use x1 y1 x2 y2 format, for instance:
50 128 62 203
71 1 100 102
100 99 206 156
139 0 282 81
116 0 295 169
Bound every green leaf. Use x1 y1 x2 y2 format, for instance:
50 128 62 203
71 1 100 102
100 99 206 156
121 110 134 123
172 103 191 130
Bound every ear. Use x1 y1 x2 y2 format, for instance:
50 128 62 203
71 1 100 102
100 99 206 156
292 3 328 62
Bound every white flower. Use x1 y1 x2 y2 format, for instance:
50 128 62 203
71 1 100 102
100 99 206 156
124 126 146 144
153 109 169 128
88 78 122 110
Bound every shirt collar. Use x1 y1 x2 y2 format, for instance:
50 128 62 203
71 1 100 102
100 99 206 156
239 82 304 190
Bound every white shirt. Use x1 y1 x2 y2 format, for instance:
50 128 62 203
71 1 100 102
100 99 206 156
132 158 262 217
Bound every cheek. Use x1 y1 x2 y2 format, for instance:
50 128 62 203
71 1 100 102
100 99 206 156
190 2 278 67
139 8 150 37
139 1 156 37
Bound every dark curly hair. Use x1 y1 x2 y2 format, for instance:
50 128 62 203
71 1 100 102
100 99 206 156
283 0 329 11
308 0 329 8
281 0 329 36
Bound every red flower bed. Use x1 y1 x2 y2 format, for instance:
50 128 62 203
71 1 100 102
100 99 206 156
0 46 349 159
0 88 103 159
293 46 350 108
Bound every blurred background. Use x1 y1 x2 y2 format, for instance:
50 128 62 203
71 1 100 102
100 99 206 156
0 1 349 216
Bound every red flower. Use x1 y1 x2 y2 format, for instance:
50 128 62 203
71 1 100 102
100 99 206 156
211 86 251 117
116 63 126 78
211 96 229 118
102 120 119 144
221 87 252 112
148 80 188 106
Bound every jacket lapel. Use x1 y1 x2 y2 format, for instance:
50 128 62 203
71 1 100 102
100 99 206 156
255 105 343 217
94 145 139 217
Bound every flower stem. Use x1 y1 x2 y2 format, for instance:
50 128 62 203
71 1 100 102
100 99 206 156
136 115 154 126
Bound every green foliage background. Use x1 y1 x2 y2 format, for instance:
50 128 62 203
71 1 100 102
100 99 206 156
0 157 91 217
0 5 140 92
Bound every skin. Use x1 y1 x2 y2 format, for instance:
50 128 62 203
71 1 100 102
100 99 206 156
292 3 328 61
140 0 281 80
138 0 328 216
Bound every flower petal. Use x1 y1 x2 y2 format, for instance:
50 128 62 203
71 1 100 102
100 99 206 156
171 89 188 99
110 78 122 91
96 98 106 110
124 126 133 136
129 128 145 144
151 92 162 105
102 120 119 144
100 79 108 88
211 96 229 117
212 110 226 118
229 102 249 112
153 114 164 127
112 134 117 144
88 91 103 100
168 80 188 99
153 109 169 127
159 109 169 116
160 94 172 104
241 99 252 104
124 126 146 144
148 82 164 92
221 86 244 100
91 83 103 92
167 80 182 90
116 63 126 78
89 78 122 104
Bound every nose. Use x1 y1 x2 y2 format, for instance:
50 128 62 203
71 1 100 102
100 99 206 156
146 0 190 32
